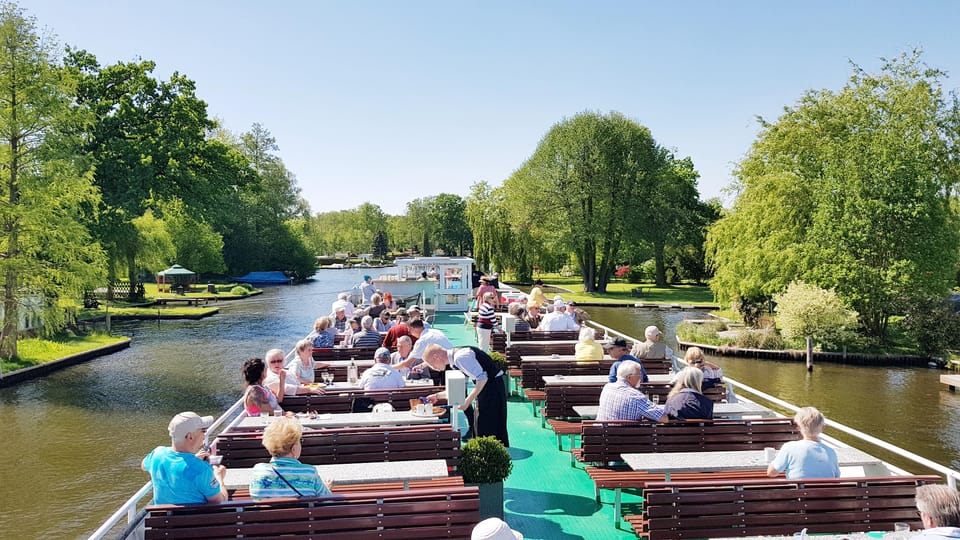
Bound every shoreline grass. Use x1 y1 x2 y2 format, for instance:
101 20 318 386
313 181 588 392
511 273 717 305
1 333 128 373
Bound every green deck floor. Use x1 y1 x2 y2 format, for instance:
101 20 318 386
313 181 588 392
435 313 642 540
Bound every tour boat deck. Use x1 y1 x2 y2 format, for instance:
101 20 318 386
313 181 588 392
434 312 640 539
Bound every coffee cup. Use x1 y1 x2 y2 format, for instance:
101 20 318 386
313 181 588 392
208 455 223 466
894 522 910 532
416 403 429 415
764 447 777 463
273 408 283 417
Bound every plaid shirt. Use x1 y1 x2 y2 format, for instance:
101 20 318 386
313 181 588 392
596 380 664 422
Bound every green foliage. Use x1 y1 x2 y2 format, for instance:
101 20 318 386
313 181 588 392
899 295 960 356
708 51 960 339
229 285 250 296
734 297 769 328
371 230 389 259
676 320 728 344
1 333 127 373
460 436 513 484
734 328 785 350
774 282 860 349
487 351 507 372
430 193 471 256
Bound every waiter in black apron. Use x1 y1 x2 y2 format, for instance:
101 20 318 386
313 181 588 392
423 343 509 447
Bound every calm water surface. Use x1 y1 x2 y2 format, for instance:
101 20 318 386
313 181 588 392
1 277 958 538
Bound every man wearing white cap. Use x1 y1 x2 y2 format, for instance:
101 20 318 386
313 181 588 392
141 411 227 504
538 298 580 331
631 325 678 372
472 517 523 539
358 347 406 390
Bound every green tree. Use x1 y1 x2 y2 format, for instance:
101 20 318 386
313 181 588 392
372 230 389 259
430 193 471 256
507 111 661 292
708 52 960 339
0 3 105 358
773 281 859 349
157 199 226 275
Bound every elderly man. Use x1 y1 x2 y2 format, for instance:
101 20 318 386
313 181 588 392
407 305 431 331
915 484 960 538
142 411 227 504
351 315 383 348
631 325 679 372
331 292 355 319
382 308 412 349
399 319 453 382
524 302 542 330
597 362 666 422
606 337 649 383
358 347 406 390
331 307 349 332
539 299 580 331
391 335 414 377
423 343 509 447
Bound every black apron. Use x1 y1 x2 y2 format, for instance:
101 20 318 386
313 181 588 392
457 346 509 447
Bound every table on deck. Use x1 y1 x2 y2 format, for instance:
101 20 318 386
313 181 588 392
236 410 441 430
508 340 579 347
300 378 438 393
572 401 775 419
223 459 449 490
621 447 888 481
543 374 672 385
521 354 613 362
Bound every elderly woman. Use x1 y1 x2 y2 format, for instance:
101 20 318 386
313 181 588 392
242 357 281 416
767 406 840 479
287 339 327 385
307 317 335 348
663 367 713 420
574 327 604 361
367 293 387 318
248 417 332 500
374 309 395 333
508 302 531 332
263 348 324 402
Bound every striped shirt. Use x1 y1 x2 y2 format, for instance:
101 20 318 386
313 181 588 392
351 329 383 348
477 302 497 329
596 380 664 422
249 457 330 500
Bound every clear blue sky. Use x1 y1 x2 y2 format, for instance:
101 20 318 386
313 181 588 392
25 1 960 215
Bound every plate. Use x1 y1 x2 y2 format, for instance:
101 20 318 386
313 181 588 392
304 382 326 389
410 407 445 418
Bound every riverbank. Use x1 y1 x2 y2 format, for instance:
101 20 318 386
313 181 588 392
507 276 719 308
0 335 131 385
676 337 934 367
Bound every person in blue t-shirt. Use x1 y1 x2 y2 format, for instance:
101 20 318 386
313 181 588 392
767 406 840 480
606 337 648 383
142 411 227 504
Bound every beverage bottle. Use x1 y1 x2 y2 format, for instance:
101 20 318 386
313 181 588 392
347 357 358 384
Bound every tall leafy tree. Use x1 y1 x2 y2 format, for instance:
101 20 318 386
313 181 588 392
430 193 471 256
708 52 960 339
0 3 105 358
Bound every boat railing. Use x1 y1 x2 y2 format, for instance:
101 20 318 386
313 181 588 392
90 344 299 540
587 319 960 488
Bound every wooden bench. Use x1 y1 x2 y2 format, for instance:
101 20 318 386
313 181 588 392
216 424 461 469
628 475 941 539
144 486 480 539
228 476 465 499
544 382 681 420
280 386 445 414
312 346 382 363
509 330 581 342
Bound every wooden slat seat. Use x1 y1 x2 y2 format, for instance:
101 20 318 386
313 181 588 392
626 475 940 539
144 486 480 539
229 476 464 500
509 330 581 341
521 361 605 391
216 424 461 469
522 389 546 417
505 342 576 371
546 419 582 451
312 346 382 362
281 386 445 414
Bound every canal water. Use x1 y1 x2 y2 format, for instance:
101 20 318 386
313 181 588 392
0 272 957 538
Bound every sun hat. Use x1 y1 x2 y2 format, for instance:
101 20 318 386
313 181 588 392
471 517 523 540
168 412 213 440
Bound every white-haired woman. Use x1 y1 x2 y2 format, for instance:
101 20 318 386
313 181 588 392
287 339 328 385
249 417 332 500
574 326 603 361
663 367 713 420
767 406 839 479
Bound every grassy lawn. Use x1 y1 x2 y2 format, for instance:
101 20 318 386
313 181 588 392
77 305 219 320
524 274 717 305
142 282 258 298
1 333 128 373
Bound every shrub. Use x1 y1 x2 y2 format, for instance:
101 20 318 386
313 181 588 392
229 285 249 296
734 296 768 328
488 351 507 372
626 266 643 283
734 328 785 350
676 320 728 345
773 281 859 349
614 265 631 279
460 436 513 484
900 295 960 356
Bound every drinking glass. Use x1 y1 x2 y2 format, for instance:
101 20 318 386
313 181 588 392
651 394 660 406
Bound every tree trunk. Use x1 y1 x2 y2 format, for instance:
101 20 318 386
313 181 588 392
653 239 668 287
126 250 138 300
1 135 19 359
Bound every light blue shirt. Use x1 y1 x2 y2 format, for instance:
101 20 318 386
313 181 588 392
249 456 330 501
142 446 221 504
770 439 840 479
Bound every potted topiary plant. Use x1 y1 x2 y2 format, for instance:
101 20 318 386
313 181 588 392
460 435 513 519
487 351 510 392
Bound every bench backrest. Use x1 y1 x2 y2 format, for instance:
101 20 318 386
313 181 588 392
505 342 576 368
640 475 940 540
544 382 677 418
216 424 461 469
579 418 801 463
509 330 581 342
281 386 444 414
521 361 609 390
312 346 382 362
144 486 480 539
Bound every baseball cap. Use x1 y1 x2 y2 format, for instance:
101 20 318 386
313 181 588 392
375 347 391 360
645 325 662 338
408 305 421 312
168 412 213 440
605 337 629 349
471 517 523 540
553 298 566 308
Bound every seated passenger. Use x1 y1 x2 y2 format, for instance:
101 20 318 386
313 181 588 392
523 303 542 330
684 346 723 388
663 367 714 420
249 417 332 500
307 317 335 348
574 327 603 361
366 293 387 318
915 484 960 538
767 406 840 479
351 315 383 348
142 411 227 504
287 338 326 384
382 291 397 311
374 309 395 333
242 357 281 416
596 362 666 422
606 337 648 383
358 347 406 390
508 302 531 332
263 348 324 400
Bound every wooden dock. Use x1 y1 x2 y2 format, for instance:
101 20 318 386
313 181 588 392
941 374 960 391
